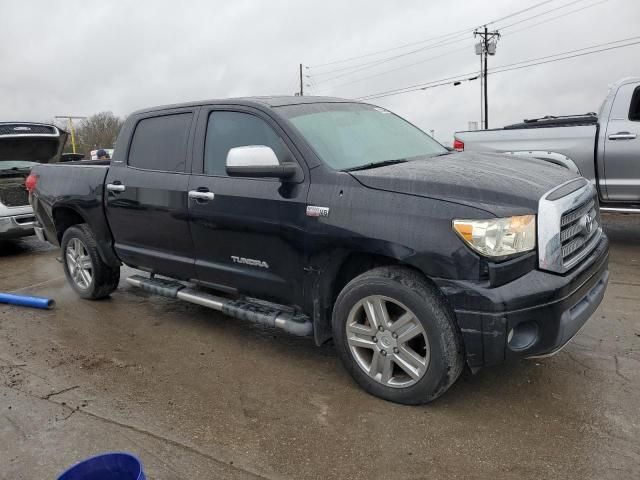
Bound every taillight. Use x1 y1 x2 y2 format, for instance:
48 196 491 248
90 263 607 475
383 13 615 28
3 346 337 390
453 138 464 152
25 173 38 193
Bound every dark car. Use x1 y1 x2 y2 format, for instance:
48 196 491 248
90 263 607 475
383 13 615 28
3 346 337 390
29 97 609 404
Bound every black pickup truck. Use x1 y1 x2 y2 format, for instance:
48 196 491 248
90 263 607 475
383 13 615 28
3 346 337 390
29 97 609 404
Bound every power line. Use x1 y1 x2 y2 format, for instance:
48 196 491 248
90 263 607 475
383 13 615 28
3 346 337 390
491 38 640 73
309 0 594 88
313 0 606 94
357 36 640 100
317 44 474 91
310 28 473 69
358 34 639 100
358 71 481 100
487 0 557 25
360 39 640 101
498 0 591 30
492 35 640 71
501 0 608 36
311 33 470 79
310 0 557 69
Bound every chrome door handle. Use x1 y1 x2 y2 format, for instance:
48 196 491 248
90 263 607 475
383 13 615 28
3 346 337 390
608 132 636 140
188 190 215 201
106 183 126 192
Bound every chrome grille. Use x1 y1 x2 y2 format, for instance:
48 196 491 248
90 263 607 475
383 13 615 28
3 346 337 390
0 124 57 136
560 197 600 267
538 179 602 274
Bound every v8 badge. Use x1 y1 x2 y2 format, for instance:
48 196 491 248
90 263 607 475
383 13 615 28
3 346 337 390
306 206 330 218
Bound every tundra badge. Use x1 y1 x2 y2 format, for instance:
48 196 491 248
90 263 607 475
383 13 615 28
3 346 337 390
231 256 269 269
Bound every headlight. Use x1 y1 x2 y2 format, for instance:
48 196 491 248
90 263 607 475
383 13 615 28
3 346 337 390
453 215 536 258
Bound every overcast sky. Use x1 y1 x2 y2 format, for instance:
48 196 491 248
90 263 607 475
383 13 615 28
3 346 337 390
1 0 639 145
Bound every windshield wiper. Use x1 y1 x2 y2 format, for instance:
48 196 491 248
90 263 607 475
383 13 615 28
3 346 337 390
342 159 408 172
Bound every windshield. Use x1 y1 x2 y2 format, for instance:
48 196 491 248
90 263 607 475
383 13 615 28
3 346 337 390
277 103 447 170
0 160 38 171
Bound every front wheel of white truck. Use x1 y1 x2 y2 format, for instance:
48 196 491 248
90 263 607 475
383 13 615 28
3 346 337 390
332 266 464 404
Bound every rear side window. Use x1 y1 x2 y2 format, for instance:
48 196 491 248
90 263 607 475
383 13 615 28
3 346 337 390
204 111 287 176
629 87 640 121
128 113 192 171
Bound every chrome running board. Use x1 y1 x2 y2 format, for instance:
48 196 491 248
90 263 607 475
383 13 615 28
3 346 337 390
126 275 312 336
600 207 640 214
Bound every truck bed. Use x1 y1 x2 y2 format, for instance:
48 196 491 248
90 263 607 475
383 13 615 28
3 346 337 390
30 162 115 259
503 113 598 130
454 122 598 182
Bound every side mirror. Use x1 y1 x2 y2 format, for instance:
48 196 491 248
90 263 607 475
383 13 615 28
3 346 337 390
226 145 297 179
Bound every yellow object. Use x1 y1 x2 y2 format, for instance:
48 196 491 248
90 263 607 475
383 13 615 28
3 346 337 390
68 118 77 154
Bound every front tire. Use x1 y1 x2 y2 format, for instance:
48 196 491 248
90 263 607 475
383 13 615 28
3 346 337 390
332 266 463 404
61 224 120 299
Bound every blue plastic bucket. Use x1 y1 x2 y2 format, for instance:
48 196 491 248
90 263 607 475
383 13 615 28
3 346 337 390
57 452 145 480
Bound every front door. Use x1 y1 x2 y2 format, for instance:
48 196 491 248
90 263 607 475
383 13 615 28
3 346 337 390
603 83 640 202
105 109 198 280
188 107 308 306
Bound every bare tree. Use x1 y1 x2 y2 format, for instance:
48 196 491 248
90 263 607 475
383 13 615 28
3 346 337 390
72 112 124 156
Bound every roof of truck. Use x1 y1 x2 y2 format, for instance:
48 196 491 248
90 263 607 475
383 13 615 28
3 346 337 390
131 95 356 116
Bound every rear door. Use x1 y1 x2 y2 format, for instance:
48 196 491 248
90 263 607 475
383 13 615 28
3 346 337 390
105 108 198 280
602 83 640 201
188 106 309 306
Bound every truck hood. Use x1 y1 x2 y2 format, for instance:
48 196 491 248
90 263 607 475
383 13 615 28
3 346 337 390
350 151 579 215
0 127 68 164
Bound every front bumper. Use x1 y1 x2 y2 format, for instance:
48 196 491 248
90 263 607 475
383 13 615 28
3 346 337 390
0 213 36 239
435 234 609 368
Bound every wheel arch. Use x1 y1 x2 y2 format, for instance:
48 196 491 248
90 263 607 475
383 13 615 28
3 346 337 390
503 150 580 173
309 249 457 347
53 206 86 243
52 205 120 268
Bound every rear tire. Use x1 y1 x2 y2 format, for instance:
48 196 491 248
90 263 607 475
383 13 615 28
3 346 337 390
61 224 120 299
332 266 463 404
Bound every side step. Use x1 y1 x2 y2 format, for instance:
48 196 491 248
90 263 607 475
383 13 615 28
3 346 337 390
600 206 640 214
126 275 313 337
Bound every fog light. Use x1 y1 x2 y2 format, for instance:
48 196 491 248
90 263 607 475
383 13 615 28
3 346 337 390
508 321 539 351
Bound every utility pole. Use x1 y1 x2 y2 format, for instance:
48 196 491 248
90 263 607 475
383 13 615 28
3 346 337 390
474 27 500 129
299 63 304 96
479 48 484 129
54 115 86 153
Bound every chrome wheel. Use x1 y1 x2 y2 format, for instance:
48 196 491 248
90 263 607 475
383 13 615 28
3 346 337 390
66 238 93 290
346 295 430 388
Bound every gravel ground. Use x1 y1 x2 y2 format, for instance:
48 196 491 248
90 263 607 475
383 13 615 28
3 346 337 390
0 214 638 480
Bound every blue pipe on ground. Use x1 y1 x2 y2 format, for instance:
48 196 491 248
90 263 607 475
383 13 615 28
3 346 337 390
0 293 55 309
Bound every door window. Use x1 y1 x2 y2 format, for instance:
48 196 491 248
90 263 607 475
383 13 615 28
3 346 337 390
629 87 640 122
204 111 287 176
128 113 193 172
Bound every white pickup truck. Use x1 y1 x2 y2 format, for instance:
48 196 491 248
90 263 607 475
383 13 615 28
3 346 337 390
454 77 640 213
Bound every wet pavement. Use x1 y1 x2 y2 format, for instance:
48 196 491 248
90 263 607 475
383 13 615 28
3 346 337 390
0 215 638 480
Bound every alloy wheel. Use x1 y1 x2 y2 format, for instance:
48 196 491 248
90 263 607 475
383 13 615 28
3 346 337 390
66 238 93 290
346 295 430 388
